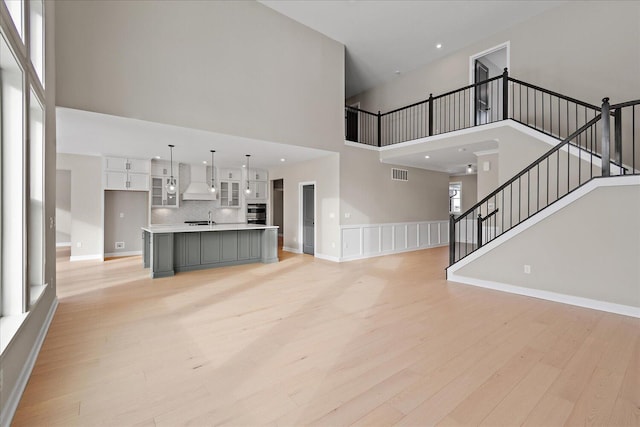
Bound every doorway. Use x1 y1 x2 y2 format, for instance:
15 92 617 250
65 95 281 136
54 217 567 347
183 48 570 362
272 179 284 248
301 183 315 255
346 102 359 142
470 42 509 126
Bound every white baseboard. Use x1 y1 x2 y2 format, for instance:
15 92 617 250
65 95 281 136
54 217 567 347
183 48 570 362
69 254 103 262
0 297 59 427
314 252 341 262
104 251 142 258
449 274 640 319
55 242 71 247
282 246 301 254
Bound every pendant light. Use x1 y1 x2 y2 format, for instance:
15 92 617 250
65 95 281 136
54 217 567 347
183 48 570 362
244 154 251 195
466 164 473 174
167 145 177 194
209 150 216 193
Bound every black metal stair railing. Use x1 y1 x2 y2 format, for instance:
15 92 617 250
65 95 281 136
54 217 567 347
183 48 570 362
448 98 639 266
345 69 606 149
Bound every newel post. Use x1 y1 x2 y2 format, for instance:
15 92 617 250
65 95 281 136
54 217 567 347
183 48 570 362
601 97 611 177
449 214 455 265
477 213 483 248
377 110 382 147
428 93 434 136
502 67 509 120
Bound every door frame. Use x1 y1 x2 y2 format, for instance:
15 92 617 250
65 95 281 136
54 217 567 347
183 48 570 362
346 102 360 143
298 181 316 255
468 41 510 125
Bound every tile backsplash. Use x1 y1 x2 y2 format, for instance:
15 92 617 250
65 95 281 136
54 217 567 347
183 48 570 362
150 164 246 225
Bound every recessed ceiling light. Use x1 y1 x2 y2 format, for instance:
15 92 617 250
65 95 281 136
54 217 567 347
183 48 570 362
436 43 442 49
280 158 286 162
458 148 466 152
202 160 207 164
424 155 430 159
242 164 246 168
394 70 401 75
154 155 161 159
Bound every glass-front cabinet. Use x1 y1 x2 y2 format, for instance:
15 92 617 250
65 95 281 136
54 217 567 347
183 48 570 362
151 176 178 208
220 181 240 207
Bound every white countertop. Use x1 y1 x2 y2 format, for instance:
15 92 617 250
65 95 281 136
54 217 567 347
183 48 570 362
142 223 278 234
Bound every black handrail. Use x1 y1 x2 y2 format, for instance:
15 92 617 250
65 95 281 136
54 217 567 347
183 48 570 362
454 115 602 222
432 74 503 101
507 77 601 112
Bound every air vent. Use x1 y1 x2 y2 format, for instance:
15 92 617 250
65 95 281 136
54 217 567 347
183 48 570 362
391 168 408 181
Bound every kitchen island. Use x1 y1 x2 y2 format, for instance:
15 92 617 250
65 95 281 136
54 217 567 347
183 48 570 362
142 224 279 278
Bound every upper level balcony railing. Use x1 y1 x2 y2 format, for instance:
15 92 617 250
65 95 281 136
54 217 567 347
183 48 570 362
345 69 602 149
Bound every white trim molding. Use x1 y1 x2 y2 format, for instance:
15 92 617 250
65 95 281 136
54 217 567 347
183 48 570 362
69 253 103 262
104 250 143 258
448 274 639 319
0 298 59 427
341 220 449 262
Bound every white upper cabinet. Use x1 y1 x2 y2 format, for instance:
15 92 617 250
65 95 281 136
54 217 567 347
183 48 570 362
219 168 242 181
103 157 150 191
248 169 268 182
150 159 177 177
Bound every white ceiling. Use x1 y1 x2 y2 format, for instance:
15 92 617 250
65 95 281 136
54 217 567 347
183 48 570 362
56 108 333 169
260 0 564 97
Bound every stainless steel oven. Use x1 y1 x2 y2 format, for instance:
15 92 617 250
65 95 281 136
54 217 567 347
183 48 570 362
247 203 267 225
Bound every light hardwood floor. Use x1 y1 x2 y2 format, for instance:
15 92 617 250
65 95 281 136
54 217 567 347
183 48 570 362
13 246 639 426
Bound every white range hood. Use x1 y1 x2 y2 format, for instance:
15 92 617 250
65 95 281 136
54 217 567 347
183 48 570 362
182 165 216 201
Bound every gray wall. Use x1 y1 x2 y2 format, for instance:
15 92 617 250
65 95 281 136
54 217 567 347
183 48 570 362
455 183 640 308
104 190 148 255
56 153 103 259
476 152 499 200
269 154 340 259
349 2 639 110
55 169 71 244
55 0 345 153
450 174 478 213
340 147 450 225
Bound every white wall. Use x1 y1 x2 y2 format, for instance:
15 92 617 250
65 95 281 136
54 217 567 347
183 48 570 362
55 0 345 153
452 182 640 311
56 153 103 259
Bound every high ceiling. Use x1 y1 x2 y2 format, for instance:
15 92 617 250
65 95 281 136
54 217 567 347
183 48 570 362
260 0 564 97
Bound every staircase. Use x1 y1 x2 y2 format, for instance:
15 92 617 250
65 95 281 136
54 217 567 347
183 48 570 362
344 71 639 272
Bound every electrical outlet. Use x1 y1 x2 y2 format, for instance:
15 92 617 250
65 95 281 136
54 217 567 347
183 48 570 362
115 242 125 249
344 213 351 219
524 264 531 274
76 241 82 248
119 212 125 218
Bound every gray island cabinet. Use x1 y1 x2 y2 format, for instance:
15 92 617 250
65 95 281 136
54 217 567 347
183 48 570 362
142 224 278 278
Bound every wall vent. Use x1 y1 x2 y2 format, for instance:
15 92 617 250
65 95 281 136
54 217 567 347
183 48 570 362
391 168 408 181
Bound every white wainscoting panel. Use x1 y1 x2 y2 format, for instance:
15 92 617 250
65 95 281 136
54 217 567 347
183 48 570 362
381 226 393 252
341 220 449 261
342 228 361 258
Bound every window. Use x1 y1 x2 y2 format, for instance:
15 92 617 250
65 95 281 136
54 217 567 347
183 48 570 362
1 0 47 347
449 182 462 214
29 0 44 84
3 0 22 40
1 33 25 316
